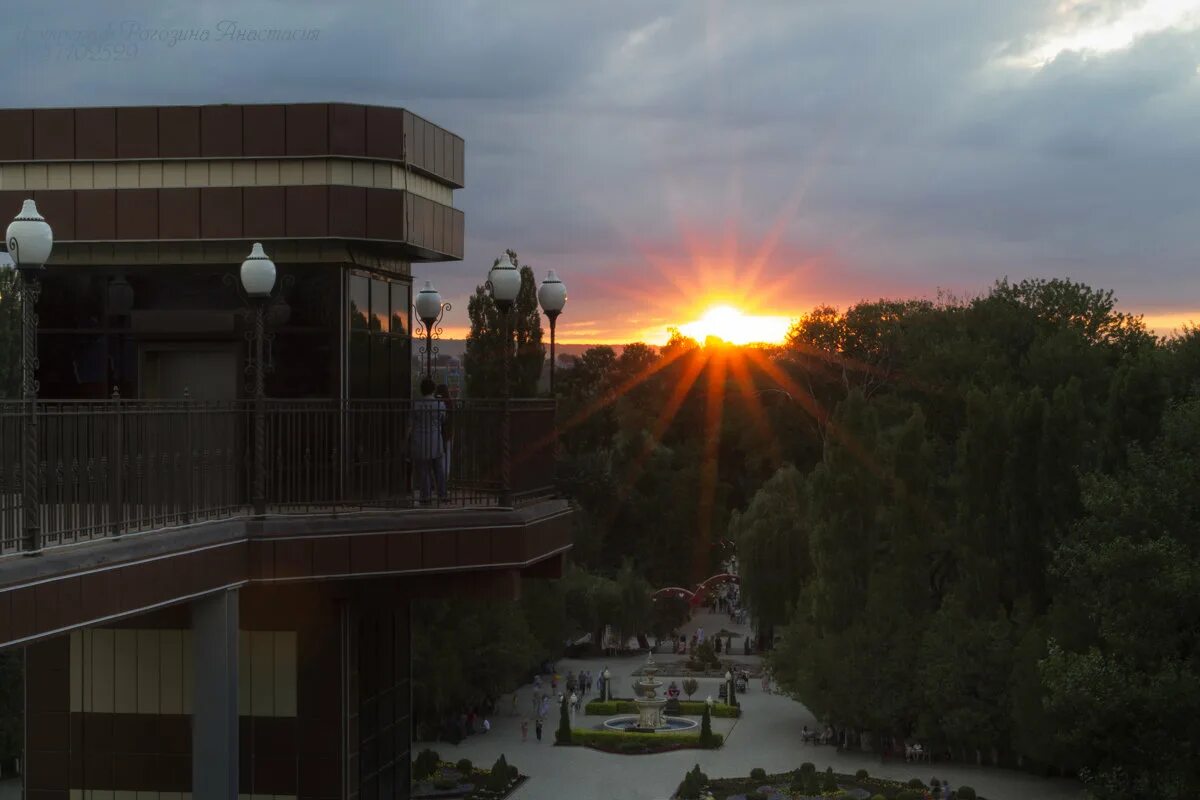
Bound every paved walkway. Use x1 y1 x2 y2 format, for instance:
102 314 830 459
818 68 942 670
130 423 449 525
431 618 1085 800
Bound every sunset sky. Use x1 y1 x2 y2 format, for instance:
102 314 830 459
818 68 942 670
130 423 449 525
5 1 1200 343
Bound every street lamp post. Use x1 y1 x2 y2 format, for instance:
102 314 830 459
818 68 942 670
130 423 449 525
725 670 733 706
239 243 277 517
7 200 54 555
603 668 612 702
414 280 450 380
486 253 521 506
537 270 567 394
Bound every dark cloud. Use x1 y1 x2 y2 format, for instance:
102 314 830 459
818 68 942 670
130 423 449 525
5 0 1200 340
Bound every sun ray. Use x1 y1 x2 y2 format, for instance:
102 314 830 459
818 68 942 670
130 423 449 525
727 349 784 465
693 345 728 581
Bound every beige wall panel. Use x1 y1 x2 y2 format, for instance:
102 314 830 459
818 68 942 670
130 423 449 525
70 629 83 713
209 160 233 186
255 160 279 185
329 159 351 185
0 164 24 190
114 629 138 713
302 159 326 185
136 629 161 714
351 160 373 187
113 792 136 800
181 629 193 715
232 160 257 184
278 160 303 185
373 162 390 188
161 162 186 188
25 163 47 189
184 161 209 187
91 791 115 800
160 628 184 714
238 630 252 716
91 628 115 713
250 630 275 717
138 161 163 188
70 162 94 189
273 631 297 717
48 163 72 189
115 163 139 188
92 162 115 187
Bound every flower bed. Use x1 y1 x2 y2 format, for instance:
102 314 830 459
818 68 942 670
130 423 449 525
411 755 525 800
585 698 740 718
565 727 724 754
676 767 984 800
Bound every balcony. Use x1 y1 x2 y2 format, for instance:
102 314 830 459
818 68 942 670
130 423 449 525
0 397 558 555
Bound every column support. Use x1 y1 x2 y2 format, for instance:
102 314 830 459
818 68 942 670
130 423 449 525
192 589 239 799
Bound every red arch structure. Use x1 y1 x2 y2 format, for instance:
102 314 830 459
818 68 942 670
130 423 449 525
652 573 740 608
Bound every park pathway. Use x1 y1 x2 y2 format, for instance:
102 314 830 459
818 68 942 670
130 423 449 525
431 614 1085 800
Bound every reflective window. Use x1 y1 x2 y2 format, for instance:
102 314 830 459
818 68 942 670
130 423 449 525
371 278 390 334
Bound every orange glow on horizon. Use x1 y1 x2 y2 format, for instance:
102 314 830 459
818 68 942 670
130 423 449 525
675 304 794 346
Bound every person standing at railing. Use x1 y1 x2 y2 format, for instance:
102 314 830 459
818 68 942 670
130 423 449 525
435 383 454 490
410 377 447 504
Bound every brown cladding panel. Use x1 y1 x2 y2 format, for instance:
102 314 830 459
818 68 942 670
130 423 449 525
285 103 329 156
365 188 403 241
328 185 366 238
243 104 286 157
330 103 366 156
74 189 116 240
157 106 200 158
201 185 243 238
433 129 445 180
456 529 493 564
32 190 75 241
0 591 11 645
116 107 158 158
0 191 24 221
0 109 34 160
284 185 329 237
410 116 426 166
33 109 75 160
243 186 286 238
386 532 421 570
116 188 158 239
350 534 388 574
452 136 464 186
367 106 404 161
312 538 349 576
201 104 243 157
159 187 200 239
451 208 464 257
424 122 436 179
75 107 117 159
421 531 455 569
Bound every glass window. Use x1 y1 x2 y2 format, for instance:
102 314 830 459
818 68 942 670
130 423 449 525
371 278 390 334
389 283 410 336
390 335 411 399
350 274 370 332
370 335 391 398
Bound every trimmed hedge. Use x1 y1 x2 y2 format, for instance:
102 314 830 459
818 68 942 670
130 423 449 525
584 699 740 717
567 727 723 753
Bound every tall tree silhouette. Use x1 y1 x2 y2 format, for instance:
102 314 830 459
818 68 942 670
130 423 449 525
464 249 545 397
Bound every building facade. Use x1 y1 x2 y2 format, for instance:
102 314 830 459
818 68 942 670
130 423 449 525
0 103 570 800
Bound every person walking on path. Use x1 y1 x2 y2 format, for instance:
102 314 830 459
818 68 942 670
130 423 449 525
521 719 528 742
510 692 518 717
535 718 543 742
569 692 578 726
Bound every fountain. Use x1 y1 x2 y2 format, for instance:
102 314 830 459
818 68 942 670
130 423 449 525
601 651 698 733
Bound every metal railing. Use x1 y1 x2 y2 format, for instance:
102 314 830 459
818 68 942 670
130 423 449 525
0 397 558 556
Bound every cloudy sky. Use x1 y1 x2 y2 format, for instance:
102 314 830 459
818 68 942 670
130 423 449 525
6 0 1200 342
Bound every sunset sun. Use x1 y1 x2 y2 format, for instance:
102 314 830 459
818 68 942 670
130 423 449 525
678 305 794 346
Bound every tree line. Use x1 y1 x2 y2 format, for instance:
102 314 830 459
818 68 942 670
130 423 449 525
733 280 1198 799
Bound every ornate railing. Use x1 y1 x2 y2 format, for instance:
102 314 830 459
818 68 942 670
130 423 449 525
0 397 558 555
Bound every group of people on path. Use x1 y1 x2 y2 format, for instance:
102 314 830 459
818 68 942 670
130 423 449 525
515 667 607 743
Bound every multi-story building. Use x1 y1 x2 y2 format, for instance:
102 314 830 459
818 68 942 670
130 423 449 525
0 103 571 799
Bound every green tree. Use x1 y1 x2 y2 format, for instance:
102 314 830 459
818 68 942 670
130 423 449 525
699 703 714 746
463 249 545 397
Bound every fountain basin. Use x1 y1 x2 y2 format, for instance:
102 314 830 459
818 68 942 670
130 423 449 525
601 714 699 732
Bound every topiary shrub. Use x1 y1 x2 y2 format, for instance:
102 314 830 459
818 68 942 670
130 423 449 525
800 762 816 775
412 748 440 781
822 767 838 792
744 636 751 654
908 778 926 788
699 704 714 747
871 795 887 800
555 695 572 745
456 758 472 773
682 677 699 698
897 792 924 800
488 754 511 791
957 786 976 799
750 767 767 781
433 777 456 790
855 768 870 779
